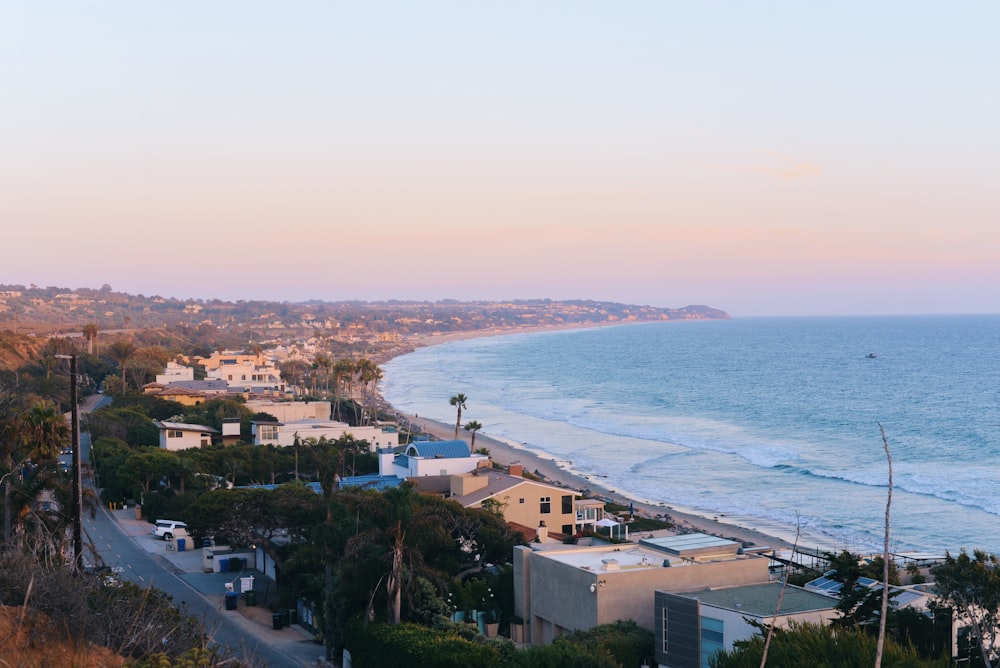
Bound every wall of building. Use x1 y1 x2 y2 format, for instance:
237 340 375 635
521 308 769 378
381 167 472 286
245 400 331 422
159 430 211 451
517 545 771 645
486 483 577 535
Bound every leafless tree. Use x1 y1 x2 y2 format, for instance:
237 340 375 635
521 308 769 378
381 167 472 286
875 423 893 668
760 517 802 668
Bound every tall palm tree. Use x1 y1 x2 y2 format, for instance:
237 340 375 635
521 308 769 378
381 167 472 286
449 393 468 440
106 339 137 394
82 323 98 356
464 420 483 453
356 359 382 426
333 359 355 421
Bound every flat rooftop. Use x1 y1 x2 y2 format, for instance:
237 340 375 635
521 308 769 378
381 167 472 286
640 532 741 560
536 544 689 572
685 582 836 617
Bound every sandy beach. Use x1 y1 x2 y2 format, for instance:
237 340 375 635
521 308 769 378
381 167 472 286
384 324 796 551
404 412 794 550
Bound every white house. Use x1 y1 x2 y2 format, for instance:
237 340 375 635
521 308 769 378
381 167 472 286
154 421 218 451
155 361 195 385
251 418 400 451
207 359 283 389
377 440 489 478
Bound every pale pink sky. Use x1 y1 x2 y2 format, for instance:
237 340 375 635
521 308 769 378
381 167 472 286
3 2 998 316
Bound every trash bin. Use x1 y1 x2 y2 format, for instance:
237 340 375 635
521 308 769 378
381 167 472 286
219 558 230 573
176 538 186 552
272 612 284 630
135 505 142 520
229 557 242 572
245 590 257 606
225 592 238 611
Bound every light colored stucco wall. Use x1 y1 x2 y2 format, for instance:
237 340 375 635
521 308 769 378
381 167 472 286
486 484 576 534
245 400 331 421
519 546 771 644
160 430 211 451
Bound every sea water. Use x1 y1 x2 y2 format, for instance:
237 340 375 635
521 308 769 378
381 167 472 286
380 316 1000 554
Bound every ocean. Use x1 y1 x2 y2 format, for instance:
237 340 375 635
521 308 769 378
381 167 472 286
380 315 1000 555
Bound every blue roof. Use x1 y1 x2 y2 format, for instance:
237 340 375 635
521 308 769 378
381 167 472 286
339 474 405 491
404 440 470 459
239 482 323 495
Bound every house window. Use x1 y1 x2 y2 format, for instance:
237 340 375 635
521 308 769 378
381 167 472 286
168 430 183 438
540 496 551 514
259 424 278 440
561 524 573 535
700 617 724 668
662 607 668 654
519 498 525 504
562 495 573 514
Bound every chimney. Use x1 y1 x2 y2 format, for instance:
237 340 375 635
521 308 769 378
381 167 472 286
508 463 523 478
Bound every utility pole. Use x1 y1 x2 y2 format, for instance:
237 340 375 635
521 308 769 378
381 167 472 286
57 354 83 573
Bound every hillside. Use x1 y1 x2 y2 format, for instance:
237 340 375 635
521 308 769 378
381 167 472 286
0 331 45 371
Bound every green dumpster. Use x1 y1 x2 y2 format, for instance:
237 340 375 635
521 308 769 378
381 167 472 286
245 590 257 606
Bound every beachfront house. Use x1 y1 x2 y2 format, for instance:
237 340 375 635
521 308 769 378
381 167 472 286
513 533 773 647
377 440 490 478
448 464 580 539
654 582 839 668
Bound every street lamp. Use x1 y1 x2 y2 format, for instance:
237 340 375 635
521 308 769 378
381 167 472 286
55 354 83 574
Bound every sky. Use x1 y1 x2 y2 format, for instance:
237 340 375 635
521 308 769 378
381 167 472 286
3 2 998 317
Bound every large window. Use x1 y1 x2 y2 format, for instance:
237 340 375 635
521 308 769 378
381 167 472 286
258 424 279 440
700 617 724 668
562 495 573 514
539 496 551 514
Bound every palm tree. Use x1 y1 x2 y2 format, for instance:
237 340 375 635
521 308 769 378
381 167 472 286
106 339 137 394
464 420 483 453
333 359 355 421
82 323 98 356
449 394 468 440
19 400 70 462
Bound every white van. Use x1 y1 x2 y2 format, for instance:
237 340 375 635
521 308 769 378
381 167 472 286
152 519 187 540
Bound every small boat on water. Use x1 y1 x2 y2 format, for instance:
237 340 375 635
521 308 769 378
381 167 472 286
866 352 877 359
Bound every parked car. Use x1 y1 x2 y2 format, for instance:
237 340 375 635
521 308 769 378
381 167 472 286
152 519 187 540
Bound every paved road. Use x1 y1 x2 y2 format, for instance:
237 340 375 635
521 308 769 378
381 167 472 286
87 507 327 666
76 395 327 667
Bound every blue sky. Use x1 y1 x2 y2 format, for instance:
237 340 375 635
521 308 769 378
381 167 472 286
3 2 998 315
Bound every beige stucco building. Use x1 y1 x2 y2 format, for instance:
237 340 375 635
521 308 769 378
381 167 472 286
513 533 774 646
450 466 579 538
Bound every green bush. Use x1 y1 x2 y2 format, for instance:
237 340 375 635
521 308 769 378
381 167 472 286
347 621 503 668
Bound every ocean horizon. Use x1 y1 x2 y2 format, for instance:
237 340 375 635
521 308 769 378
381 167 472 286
381 315 1000 555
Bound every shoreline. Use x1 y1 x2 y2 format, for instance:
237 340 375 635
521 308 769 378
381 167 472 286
381 321 798 552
